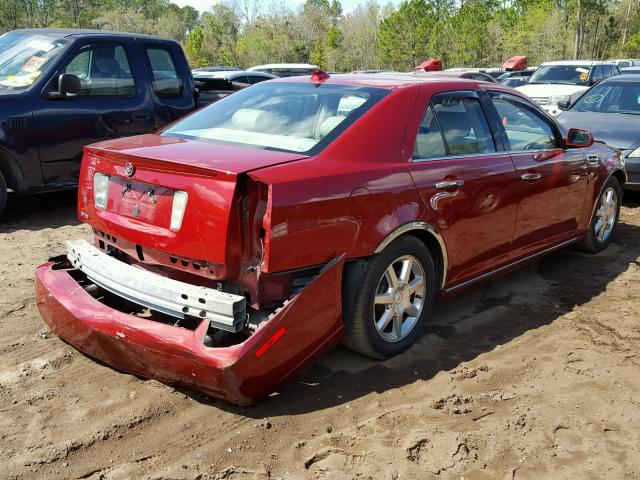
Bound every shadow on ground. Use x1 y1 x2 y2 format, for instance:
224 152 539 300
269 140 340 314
0 189 79 233
188 217 640 417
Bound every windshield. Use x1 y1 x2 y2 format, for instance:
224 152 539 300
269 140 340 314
571 81 640 114
0 31 69 91
529 65 591 85
163 81 388 154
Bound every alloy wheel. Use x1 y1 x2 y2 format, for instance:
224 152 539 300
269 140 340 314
373 255 425 343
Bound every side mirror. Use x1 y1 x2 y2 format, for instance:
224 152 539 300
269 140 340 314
557 100 570 111
565 128 594 148
44 73 81 99
58 73 81 95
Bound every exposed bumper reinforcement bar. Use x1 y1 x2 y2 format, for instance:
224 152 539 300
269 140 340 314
66 239 246 332
35 255 345 405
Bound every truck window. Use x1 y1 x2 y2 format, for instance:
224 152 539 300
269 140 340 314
63 44 135 97
146 48 183 98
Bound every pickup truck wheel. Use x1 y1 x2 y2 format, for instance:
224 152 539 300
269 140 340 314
578 176 621 253
343 236 437 359
0 171 6 217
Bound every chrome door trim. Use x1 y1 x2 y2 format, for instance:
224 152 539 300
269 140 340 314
374 221 449 289
444 235 582 294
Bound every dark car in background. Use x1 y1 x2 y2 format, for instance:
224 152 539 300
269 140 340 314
194 70 277 104
0 29 201 215
501 76 530 88
557 75 640 190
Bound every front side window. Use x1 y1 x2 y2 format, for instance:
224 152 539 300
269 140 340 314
529 65 592 86
591 65 604 84
163 82 387 154
571 82 640 114
146 48 183 97
491 96 557 150
62 44 135 97
0 32 69 91
431 95 496 155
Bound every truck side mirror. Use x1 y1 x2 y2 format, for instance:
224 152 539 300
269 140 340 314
58 73 81 95
557 100 570 111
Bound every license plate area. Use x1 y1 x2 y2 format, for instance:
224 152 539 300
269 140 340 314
109 177 174 226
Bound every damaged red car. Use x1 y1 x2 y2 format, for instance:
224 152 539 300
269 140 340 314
36 72 625 405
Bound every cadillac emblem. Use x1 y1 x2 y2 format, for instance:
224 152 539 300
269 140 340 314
124 162 135 177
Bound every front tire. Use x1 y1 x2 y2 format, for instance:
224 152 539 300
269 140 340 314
0 171 6 217
343 236 437 359
578 176 621 253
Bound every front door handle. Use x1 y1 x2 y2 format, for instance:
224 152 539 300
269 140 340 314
521 173 542 182
435 179 464 189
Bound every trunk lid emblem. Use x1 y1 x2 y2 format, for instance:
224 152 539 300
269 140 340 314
124 162 135 177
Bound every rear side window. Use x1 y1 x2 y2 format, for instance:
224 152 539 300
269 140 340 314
146 48 183 97
431 95 496 155
413 106 446 159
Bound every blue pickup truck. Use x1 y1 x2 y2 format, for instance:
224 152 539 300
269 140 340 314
0 29 207 215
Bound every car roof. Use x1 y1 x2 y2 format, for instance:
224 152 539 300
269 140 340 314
540 60 615 66
248 63 319 70
194 70 277 79
10 28 173 42
601 74 640 82
271 72 520 91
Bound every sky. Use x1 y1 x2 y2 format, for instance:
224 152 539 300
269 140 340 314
170 0 388 14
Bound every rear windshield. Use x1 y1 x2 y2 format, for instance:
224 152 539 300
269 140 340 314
163 81 388 154
529 65 591 85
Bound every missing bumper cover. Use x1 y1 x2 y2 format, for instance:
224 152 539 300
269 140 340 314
66 239 246 332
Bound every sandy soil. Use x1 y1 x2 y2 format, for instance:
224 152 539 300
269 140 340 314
1 189 640 480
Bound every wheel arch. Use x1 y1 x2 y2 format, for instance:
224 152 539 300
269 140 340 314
0 147 26 192
373 222 448 290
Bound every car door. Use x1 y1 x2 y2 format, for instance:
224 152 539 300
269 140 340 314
486 91 588 260
33 38 154 186
408 90 519 287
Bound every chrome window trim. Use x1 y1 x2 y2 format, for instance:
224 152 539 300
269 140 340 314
374 221 448 289
411 152 498 163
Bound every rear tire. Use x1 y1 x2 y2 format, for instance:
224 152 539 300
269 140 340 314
0 171 6 217
342 236 437 359
577 176 621 253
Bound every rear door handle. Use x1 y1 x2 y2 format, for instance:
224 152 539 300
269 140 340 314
131 110 152 121
521 173 542 181
435 179 464 189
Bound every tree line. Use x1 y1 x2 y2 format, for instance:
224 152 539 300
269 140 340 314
1 0 640 71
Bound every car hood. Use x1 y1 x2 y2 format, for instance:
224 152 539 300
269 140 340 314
86 133 310 176
515 83 588 98
556 110 640 150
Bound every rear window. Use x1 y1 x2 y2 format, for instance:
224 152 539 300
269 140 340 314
163 82 388 154
146 48 183 97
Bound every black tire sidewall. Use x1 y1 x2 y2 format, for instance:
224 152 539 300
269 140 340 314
356 236 437 358
0 171 6 217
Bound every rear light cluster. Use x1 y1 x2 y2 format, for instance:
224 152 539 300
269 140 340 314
93 173 109 210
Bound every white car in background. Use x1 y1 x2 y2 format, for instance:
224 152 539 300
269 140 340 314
516 60 619 116
247 63 319 77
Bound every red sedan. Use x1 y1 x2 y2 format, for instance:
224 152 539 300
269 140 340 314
36 72 625 404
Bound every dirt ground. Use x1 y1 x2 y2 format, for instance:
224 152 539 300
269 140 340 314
1 189 640 480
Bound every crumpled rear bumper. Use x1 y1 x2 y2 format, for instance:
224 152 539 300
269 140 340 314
35 257 344 405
